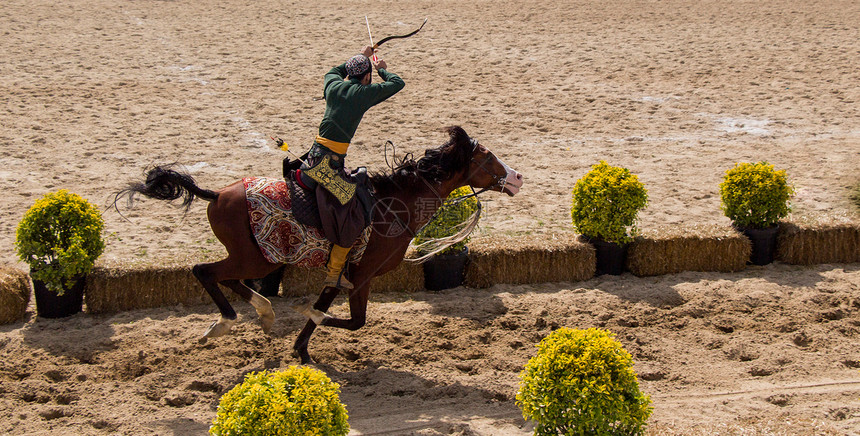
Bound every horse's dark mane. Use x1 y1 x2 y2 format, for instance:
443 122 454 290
370 126 473 195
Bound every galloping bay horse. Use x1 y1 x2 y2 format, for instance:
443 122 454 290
118 126 523 363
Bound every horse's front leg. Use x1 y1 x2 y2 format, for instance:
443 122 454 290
295 285 368 331
292 286 341 364
319 289 368 330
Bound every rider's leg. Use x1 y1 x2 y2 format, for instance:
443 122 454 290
323 244 353 290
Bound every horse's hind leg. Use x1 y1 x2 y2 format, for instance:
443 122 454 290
192 261 237 338
222 279 275 334
195 180 281 338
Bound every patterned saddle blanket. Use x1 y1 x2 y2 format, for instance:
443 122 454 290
243 177 371 268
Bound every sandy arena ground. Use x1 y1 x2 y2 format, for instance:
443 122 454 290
1 0 859 434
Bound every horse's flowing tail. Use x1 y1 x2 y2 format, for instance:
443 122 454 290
114 165 219 211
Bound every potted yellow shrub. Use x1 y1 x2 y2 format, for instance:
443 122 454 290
15 190 105 318
517 327 653 434
413 186 479 291
210 366 349 435
571 161 648 275
720 162 794 265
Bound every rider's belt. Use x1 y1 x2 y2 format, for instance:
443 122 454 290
302 154 356 205
314 135 349 155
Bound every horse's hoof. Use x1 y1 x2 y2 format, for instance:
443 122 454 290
203 317 236 338
290 296 311 310
289 300 308 314
250 293 275 334
260 312 275 334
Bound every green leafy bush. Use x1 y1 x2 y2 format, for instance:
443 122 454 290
517 327 652 435
15 190 105 294
720 162 794 229
413 186 479 255
570 161 648 244
210 366 349 436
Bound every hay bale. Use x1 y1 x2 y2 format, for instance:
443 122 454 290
86 258 210 313
0 265 31 324
627 225 750 277
280 261 424 297
368 261 424 293
279 266 325 297
777 220 860 265
465 234 595 288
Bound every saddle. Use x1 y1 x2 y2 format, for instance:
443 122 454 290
283 155 375 235
242 177 372 267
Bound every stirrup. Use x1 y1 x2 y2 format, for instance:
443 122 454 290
323 271 354 290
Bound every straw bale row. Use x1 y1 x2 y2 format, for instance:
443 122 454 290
86 264 210 314
7 220 856 316
465 235 595 288
0 265 31 324
627 225 750 277
777 221 860 265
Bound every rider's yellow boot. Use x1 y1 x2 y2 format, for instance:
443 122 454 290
323 244 354 290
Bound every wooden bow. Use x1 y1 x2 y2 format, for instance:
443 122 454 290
372 18 428 49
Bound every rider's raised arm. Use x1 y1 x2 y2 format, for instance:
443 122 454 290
365 68 404 106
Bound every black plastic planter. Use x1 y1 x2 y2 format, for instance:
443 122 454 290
741 225 779 266
591 239 629 276
33 276 86 318
423 247 469 291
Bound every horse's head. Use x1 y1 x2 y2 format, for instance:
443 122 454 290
466 138 523 196
442 127 523 196
383 126 524 197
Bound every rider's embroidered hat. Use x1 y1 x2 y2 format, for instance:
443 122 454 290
346 54 371 78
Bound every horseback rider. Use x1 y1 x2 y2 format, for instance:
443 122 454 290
299 46 405 291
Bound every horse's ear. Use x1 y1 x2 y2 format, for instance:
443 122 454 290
445 126 470 149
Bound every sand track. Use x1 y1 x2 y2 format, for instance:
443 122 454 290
2 264 859 434
1 0 859 434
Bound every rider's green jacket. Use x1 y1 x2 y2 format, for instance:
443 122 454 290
316 63 405 152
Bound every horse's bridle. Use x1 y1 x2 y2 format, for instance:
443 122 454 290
433 139 508 209
465 139 508 198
